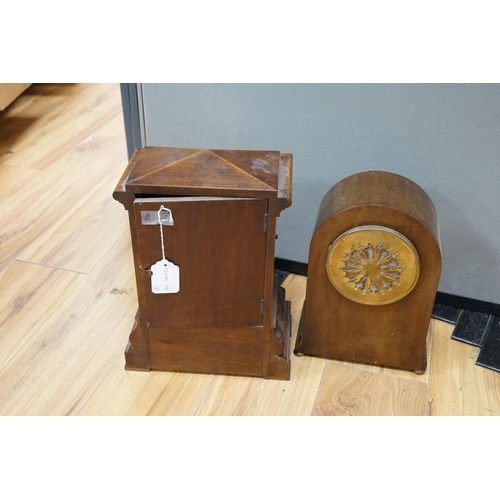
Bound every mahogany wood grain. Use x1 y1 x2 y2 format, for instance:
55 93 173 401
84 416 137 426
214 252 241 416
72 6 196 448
315 170 440 241
342 320 434 382
134 198 267 329
149 327 263 376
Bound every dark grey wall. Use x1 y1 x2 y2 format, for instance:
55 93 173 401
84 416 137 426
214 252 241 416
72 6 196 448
137 83 500 304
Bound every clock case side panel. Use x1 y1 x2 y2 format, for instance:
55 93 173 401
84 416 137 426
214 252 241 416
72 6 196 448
263 196 292 380
123 202 154 371
263 152 293 380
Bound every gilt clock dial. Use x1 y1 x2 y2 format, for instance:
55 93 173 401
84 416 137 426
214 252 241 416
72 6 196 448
326 225 420 306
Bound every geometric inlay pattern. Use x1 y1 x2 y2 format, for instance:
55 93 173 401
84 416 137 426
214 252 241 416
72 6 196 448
341 242 404 295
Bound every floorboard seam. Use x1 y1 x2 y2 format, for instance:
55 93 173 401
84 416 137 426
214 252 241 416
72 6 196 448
193 373 216 416
309 359 327 415
75 350 123 416
425 320 436 415
14 259 89 275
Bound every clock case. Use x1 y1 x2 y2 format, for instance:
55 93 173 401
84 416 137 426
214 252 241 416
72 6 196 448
113 146 293 380
294 171 442 373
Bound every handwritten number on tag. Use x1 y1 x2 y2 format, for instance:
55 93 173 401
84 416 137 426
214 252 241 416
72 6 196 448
151 259 180 294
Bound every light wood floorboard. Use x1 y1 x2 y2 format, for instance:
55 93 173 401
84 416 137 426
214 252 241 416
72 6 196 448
1 83 499 416
0 261 85 371
428 320 500 416
312 363 429 416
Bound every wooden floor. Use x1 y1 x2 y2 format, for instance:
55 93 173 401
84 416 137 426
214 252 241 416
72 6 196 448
1 83 499 416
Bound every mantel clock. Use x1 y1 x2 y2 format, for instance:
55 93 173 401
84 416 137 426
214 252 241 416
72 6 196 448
294 171 441 373
114 146 293 380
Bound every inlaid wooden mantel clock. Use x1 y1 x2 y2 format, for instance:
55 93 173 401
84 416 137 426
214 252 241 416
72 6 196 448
294 171 442 373
113 146 293 380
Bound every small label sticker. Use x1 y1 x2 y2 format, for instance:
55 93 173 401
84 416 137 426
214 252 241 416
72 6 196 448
150 259 180 294
141 210 174 226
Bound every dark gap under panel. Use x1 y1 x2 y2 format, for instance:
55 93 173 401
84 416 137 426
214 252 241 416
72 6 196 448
274 268 290 285
431 291 500 316
432 303 461 324
274 258 308 276
476 316 500 373
451 310 492 347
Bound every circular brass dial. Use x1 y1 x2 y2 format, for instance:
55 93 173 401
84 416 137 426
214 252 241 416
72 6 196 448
326 225 420 305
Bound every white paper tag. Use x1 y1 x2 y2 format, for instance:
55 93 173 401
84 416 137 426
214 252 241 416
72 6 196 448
150 259 180 294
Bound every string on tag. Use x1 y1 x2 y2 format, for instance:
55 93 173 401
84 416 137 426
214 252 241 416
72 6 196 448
149 206 180 294
157 205 172 261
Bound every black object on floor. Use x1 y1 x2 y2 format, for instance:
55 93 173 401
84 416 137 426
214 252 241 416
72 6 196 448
476 316 500 373
433 307 499 374
451 309 492 347
431 306 499 373
432 303 461 324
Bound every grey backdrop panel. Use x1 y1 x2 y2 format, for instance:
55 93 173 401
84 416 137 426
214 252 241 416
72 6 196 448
138 83 500 304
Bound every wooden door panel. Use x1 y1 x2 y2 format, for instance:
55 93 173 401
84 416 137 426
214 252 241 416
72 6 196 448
134 197 267 329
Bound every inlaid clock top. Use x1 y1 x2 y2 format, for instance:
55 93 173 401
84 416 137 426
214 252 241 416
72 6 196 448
116 147 284 198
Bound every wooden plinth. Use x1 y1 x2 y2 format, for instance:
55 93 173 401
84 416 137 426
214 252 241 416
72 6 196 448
124 274 291 379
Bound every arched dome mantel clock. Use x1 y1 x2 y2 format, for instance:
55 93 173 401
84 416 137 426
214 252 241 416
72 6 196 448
295 171 442 374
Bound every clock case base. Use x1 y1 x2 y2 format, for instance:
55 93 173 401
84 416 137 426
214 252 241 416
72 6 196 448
124 275 291 379
295 303 428 374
